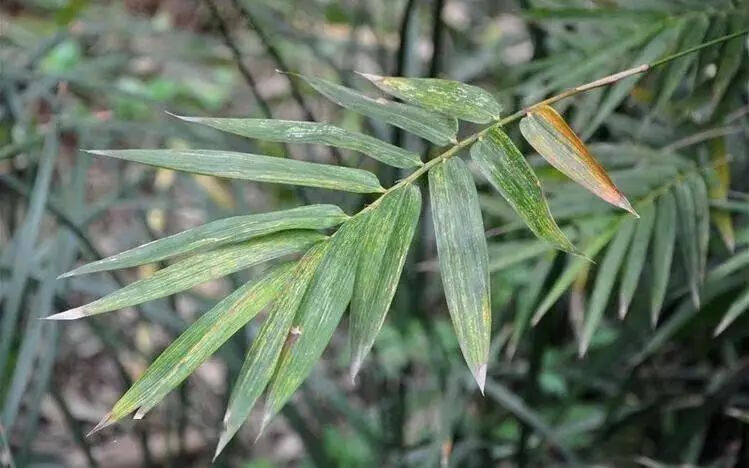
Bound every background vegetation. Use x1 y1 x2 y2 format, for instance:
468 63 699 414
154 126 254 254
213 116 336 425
1 0 748 466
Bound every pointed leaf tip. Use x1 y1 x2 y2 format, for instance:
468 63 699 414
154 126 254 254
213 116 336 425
87 412 113 437
474 364 487 395
44 307 87 320
520 104 633 214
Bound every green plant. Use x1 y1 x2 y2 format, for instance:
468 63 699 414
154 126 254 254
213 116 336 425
44 22 749 461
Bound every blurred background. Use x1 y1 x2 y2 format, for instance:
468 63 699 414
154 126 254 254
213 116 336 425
1 0 748 466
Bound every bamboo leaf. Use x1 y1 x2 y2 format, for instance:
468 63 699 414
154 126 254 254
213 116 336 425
296 74 458 146
471 126 579 255
580 217 636 356
261 217 365 429
429 158 491 392
47 231 325 319
174 116 423 169
714 288 749 336
708 15 745 115
690 174 710 281
651 191 677 327
519 104 637 216
708 138 735 252
215 243 329 458
359 74 502 123
60 205 348 278
674 183 701 308
87 149 385 194
653 15 710 111
619 202 656 319
350 185 421 381
92 263 295 432
533 220 620 326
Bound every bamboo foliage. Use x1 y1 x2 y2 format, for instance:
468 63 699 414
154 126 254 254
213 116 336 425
47 23 749 457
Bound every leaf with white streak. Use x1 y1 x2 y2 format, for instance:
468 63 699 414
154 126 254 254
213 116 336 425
60 205 347 278
47 231 324 320
349 185 421 381
430 158 491 392
359 74 502 123
296 74 458 145
174 116 422 168
87 149 385 193
471 126 578 255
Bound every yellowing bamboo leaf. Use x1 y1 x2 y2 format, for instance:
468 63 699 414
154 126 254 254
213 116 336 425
359 74 502 123
709 138 735 252
47 231 324 320
349 185 421 381
261 216 365 430
90 263 295 433
519 104 637 216
471 127 579 255
429 158 491 392
215 243 329 458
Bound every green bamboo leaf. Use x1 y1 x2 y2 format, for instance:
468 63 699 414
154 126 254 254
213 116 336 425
653 15 709 111
708 138 735 252
708 15 744 115
215 243 329 458
690 174 710 281
87 149 384 194
532 220 621 326
488 239 557 272
674 182 701 308
429 157 491 392
471 127 579 255
90 263 295 433
651 191 677 327
508 252 557 358
295 74 458 146
714 288 749 336
579 217 636 356
60 205 348 278
349 185 421 381
261 217 365 429
358 74 502 123
582 25 679 139
174 116 423 169
708 249 749 283
618 202 656 319
46 231 325 320
519 104 637 216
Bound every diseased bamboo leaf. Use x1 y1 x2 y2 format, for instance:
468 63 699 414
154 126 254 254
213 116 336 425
714 288 749 336
94 263 294 430
296 74 458 145
429 157 491 391
350 185 421 381
87 149 385 194
471 126 578 255
174 116 423 169
651 191 677 327
47 231 325 319
215 243 329 458
60 205 347 278
708 138 735 252
262 217 365 428
619 202 656 319
674 182 701 307
359 74 502 123
519 104 637 216
580 217 636 356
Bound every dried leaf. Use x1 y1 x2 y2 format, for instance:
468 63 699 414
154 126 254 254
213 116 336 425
519 104 637 216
